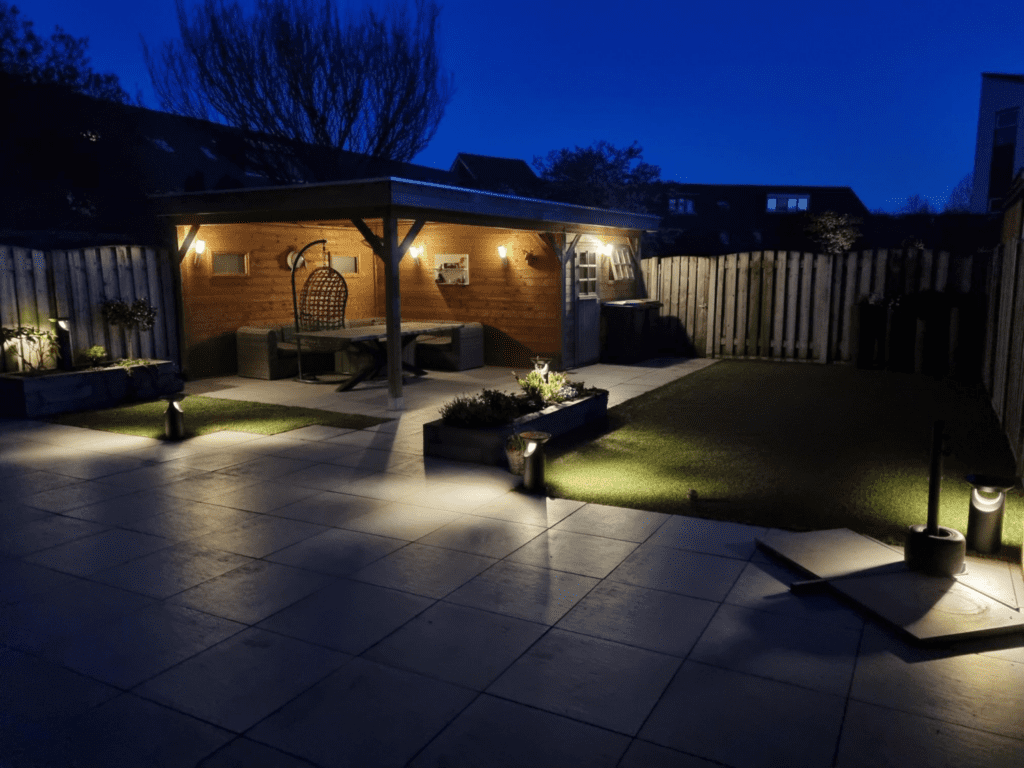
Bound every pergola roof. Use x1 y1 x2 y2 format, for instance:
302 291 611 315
152 176 662 235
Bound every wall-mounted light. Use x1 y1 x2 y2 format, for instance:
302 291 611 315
409 245 423 260
600 242 613 256
498 246 507 259
193 239 206 265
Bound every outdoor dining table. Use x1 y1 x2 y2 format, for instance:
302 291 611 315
295 321 465 391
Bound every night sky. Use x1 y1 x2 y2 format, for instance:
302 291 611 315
12 0 1024 212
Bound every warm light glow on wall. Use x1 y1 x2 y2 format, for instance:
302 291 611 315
498 246 507 258
409 245 423 259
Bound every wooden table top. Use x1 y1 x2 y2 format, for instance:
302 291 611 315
295 321 464 343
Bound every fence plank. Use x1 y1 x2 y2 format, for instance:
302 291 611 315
759 251 775 357
795 253 812 359
839 252 859 362
721 254 736 356
920 249 934 291
708 256 723 357
0 246 18 371
735 252 749 356
695 257 709 353
991 244 1017 421
66 250 92 360
935 251 949 292
813 254 833 363
873 249 888 297
1003 241 1024 471
772 251 786 357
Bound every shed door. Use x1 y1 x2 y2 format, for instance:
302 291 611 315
570 250 601 366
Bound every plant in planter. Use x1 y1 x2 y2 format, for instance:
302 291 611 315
101 299 158 362
427 364 608 469
84 345 108 367
0 325 60 373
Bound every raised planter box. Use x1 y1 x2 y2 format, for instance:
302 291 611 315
423 390 609 467
0 361 183 418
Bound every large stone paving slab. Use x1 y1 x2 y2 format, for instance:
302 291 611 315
757 528 1024 644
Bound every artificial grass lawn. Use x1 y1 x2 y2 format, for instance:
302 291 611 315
46 395 391 437
546 360 1022 558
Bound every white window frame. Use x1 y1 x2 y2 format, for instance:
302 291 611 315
608 247 635 281
577 251 598 298
211 252 248 276
329 254 358 274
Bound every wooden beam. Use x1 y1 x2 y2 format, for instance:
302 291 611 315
350 218 383 257
398 220 426 258
177 224 200 264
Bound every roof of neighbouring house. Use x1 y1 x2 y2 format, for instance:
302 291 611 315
649 182 871 255
982 72 1024 83
449 153 545 196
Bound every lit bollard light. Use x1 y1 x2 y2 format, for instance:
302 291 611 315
965 474 1017 554
521 431 551 494
164 396 186 440
50 317 73 371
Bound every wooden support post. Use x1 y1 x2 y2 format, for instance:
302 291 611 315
382 214 404 410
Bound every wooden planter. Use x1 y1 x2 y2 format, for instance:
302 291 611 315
423 391 609 467
0 361 184 418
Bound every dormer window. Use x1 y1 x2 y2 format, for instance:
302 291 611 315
767 194 809 212
668 197 695 214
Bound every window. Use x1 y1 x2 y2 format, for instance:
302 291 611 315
212 252 247 275
329 255 358 274
608 248 635 281
668 197 695 214
577 251 598 297
767 194 809 212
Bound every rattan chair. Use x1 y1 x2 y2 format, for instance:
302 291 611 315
292 264 348 381
297 266 348 348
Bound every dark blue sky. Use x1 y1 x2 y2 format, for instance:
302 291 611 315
14 0 1024 211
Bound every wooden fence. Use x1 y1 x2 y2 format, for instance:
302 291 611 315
982 238 1024 476
0 245 180 373
641 248 991 367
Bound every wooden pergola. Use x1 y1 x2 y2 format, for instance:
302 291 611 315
156 176 660 409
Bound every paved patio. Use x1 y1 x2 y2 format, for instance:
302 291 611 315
1 359 1022 768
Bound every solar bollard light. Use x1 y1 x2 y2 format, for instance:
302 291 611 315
521 431 551 494
164 395 186 440
965 474 1017 554
904 419 966 577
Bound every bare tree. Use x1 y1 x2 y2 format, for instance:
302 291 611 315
532 140 661 212
898 194 933 214
943 172 973 212
0 2 131 102
142 0 453 163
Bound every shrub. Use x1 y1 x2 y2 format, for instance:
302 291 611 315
439 389 534 428
1 326 59 371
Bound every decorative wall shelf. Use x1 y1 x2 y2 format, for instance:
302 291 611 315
434 254 469 285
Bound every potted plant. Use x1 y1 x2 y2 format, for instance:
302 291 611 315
505 431 527 475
